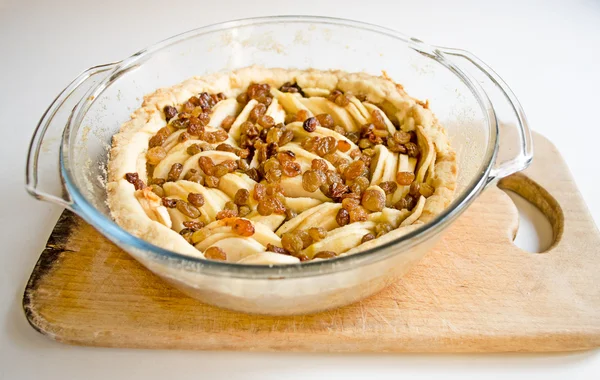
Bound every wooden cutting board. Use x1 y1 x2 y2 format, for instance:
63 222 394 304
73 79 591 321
23 132 600 352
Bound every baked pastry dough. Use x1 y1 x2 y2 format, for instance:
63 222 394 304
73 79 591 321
107 67 457 264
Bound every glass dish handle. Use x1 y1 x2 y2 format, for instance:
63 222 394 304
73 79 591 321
439 47 534 186
25 63 118 210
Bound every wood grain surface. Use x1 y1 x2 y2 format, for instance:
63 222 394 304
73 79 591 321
22 132 600 352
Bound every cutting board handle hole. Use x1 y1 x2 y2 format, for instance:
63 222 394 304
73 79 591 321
498 173 564 253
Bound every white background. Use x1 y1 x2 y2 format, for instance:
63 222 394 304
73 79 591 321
1 0 599 378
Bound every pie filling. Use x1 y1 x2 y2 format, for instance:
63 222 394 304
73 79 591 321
107 68 457 264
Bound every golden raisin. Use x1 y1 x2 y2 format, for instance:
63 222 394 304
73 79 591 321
308 227 327 242
362 189 385 212
221 115 236 131
334 93 350 107
396 171 415 186
349 206 368 223
150 184 164 198
375 223 393 237
344 160 366 181
296 110 309 122
279 129 294 145
149 133 166 148
315 113 334 129
342 198 360 211
205 175 219 188
211 164 229 178
205 247 226 261
253 183 266 201
183 220 204 231
405 142 420 157
216 209 237 220
296 230 313 249
176 200 201 218
146 146 166 165
302 170 323 192
371 109 387 130
314 251 336 259
393 131 412 144
234 188 250 206
257 114 275 129
379 181 398 195
187 193 205 208
337 140 351 152
187 144 203 156
281 232 303 253
229 218 255 237
311 158 329 172
238 205 251 217
281 160 302 177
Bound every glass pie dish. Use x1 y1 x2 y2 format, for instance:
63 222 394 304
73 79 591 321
26 16 532 315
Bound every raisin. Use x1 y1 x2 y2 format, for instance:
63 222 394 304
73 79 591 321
405 142 420 157
379 181 398 195
281 232 303 253
281 160 302 177
371 109 387 130
344 160 366 181
163 105 178 121
187 144 203 156
308 227 327 242
253 183 266 201
198 156 214 175
162 198 177 208
303 117 319 132
167 163 183 182
183 220 204 231
221 115 236 131
311 158 329 172
150 184 164 198
314 251 336 259
204 247 226 261
362 189 385 212
148 133 166 148
361 233 375 244
349 206 368 223
315 113 334 129
302 170 323 192
146 146 166 165
337 140 351 152
296 110 309 122
176 200 201 218
216 209 238 220
278 129 294 146
205 175 219 188
234 189 250 206
267 243 289 255
257 114 275 129
249 103 267 122
187 193 205 208
336 208 350 226
396 172 415 186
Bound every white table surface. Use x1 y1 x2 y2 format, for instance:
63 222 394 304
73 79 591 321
1 0 599 378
